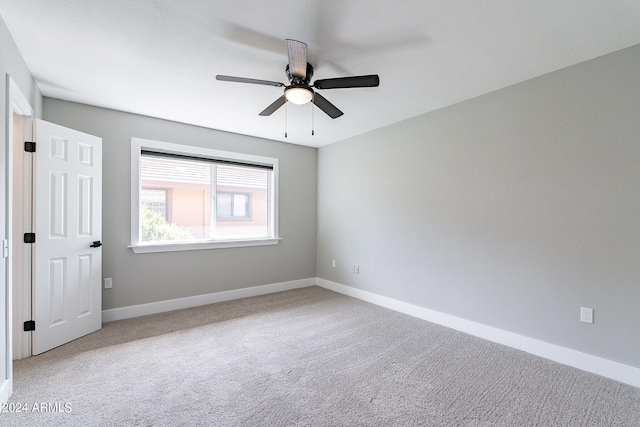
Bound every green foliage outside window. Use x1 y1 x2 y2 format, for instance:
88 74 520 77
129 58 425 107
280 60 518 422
141 205 193 242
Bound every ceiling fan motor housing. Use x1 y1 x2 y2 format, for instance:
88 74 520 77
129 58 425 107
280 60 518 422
286 63 314 84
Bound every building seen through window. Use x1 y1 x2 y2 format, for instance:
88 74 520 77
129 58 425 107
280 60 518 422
140 155 269 242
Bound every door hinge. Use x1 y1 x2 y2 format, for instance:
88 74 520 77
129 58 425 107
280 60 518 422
23 233 36 244
24 320 36 332
24 141 36 152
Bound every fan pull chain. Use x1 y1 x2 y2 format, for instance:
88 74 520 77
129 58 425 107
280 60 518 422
311 92 315 136
284 102 288 138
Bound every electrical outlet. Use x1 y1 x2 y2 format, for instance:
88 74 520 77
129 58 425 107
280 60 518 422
331 260 336 268
104 277 113 289
351 265 359 274
580 307 593 324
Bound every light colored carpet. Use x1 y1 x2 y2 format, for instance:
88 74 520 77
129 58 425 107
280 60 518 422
3 286 639 426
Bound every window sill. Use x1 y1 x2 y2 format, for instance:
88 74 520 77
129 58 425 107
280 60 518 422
129 238 281 254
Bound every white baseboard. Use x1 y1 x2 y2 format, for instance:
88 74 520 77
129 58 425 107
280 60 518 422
316 278 640 389
102 278 315 322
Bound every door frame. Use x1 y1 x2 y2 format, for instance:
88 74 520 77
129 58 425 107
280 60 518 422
6 76 34 366
2 75 34 402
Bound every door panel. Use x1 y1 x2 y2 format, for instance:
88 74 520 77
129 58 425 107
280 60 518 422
33 119 102 355
78 176 93 236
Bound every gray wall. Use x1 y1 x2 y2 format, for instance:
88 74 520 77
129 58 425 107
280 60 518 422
44 99 317 311
317 45 640 368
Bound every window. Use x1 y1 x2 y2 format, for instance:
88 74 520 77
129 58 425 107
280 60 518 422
217 192 250 220
130 138 279 253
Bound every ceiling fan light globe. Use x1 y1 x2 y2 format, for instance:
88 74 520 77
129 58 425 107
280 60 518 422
285 87 313 105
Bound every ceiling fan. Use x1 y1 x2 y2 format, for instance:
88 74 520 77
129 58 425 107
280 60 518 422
216 39 380 119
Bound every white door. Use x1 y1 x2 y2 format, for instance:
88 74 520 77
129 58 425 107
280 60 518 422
32 119 102 355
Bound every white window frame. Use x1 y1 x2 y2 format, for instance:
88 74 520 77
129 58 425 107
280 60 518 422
130 137 280 253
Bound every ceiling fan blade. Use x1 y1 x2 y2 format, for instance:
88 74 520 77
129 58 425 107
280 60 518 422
285 39 308 79
313 92 343 119
313 74 380 90
259 96 287 116
216 75 284 87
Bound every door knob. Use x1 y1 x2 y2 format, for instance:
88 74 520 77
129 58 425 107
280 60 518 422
90 241 102 248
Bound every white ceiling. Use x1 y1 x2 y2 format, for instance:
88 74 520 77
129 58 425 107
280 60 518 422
1 1 639 148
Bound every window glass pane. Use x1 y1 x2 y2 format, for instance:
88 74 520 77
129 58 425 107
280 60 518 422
140 155 211 242
215 165 269 239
